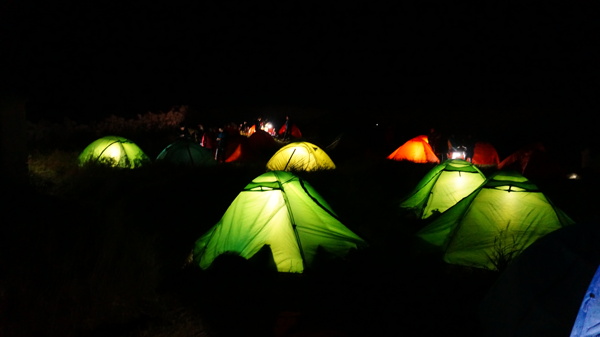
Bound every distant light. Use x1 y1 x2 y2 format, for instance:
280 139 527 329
451 151 466 160
568 173 581 180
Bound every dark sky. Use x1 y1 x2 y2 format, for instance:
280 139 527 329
4 2 599 131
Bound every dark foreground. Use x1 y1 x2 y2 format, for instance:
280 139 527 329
1 151 598 337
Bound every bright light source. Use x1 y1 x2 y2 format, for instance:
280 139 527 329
451 151 466 159
105 144 122 160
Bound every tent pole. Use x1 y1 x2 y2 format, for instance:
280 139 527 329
277 171 307 271
283 148 297 171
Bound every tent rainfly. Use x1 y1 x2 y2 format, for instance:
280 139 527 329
386 135 440 164
266 141 336 172
499 141 572 180
225 130 279 163
78 135 150 169
400 159 486 220
277 123 302 139
416 170 575 271
471 141 501 168
156 138 217 167
192 170 367 273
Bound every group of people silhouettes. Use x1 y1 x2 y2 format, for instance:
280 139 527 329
177 115 298 163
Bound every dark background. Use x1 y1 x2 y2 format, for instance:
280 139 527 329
2 4 600 336
4 2 599 132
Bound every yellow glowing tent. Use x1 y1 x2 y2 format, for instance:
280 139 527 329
266 141 336 172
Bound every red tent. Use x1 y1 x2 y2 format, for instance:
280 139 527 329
472 141 500 167
278 124 302 139
498 142 571 179
225 130 279 163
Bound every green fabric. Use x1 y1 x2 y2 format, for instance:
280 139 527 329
193 171 366 273
156 139 216 166
416 170 576 270
78 135 150 169
266 141 336 172
400 159 486 219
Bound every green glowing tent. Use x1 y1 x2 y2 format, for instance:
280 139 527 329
416 170 575 271
156 138 217 167
192 170 367 273
400 159 487 220
266 141 336 172
78 135 150 169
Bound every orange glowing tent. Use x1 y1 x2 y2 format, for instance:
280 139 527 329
386 135 440 164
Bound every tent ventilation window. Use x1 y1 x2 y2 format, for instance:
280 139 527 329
250 187 274 191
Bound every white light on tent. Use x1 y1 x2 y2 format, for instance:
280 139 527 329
451 175 468 188
105 144 123 160
451 151 466 159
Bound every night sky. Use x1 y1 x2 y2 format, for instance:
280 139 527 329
5 2 599 131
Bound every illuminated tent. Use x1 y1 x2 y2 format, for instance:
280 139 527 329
156 138 217 167
400 159 486 220
416 170 575 271
266 141 336 172
386 135 440 164
472 141 500 168
192 170 367 273
479 222 600 337
78 135 150 169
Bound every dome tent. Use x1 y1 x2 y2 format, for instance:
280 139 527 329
416 170 575 271
277 122 302 139
400 159 487 220
386 135 440 164
498 141 572 180
471 141 500 168
266 141 336 172
192 170 367 273
156 138 217 167
225 130 279 163
78 135 150 169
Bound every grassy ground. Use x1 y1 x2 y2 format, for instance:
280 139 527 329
2 145 598 337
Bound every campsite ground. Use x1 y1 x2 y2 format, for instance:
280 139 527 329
2 133 599 337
